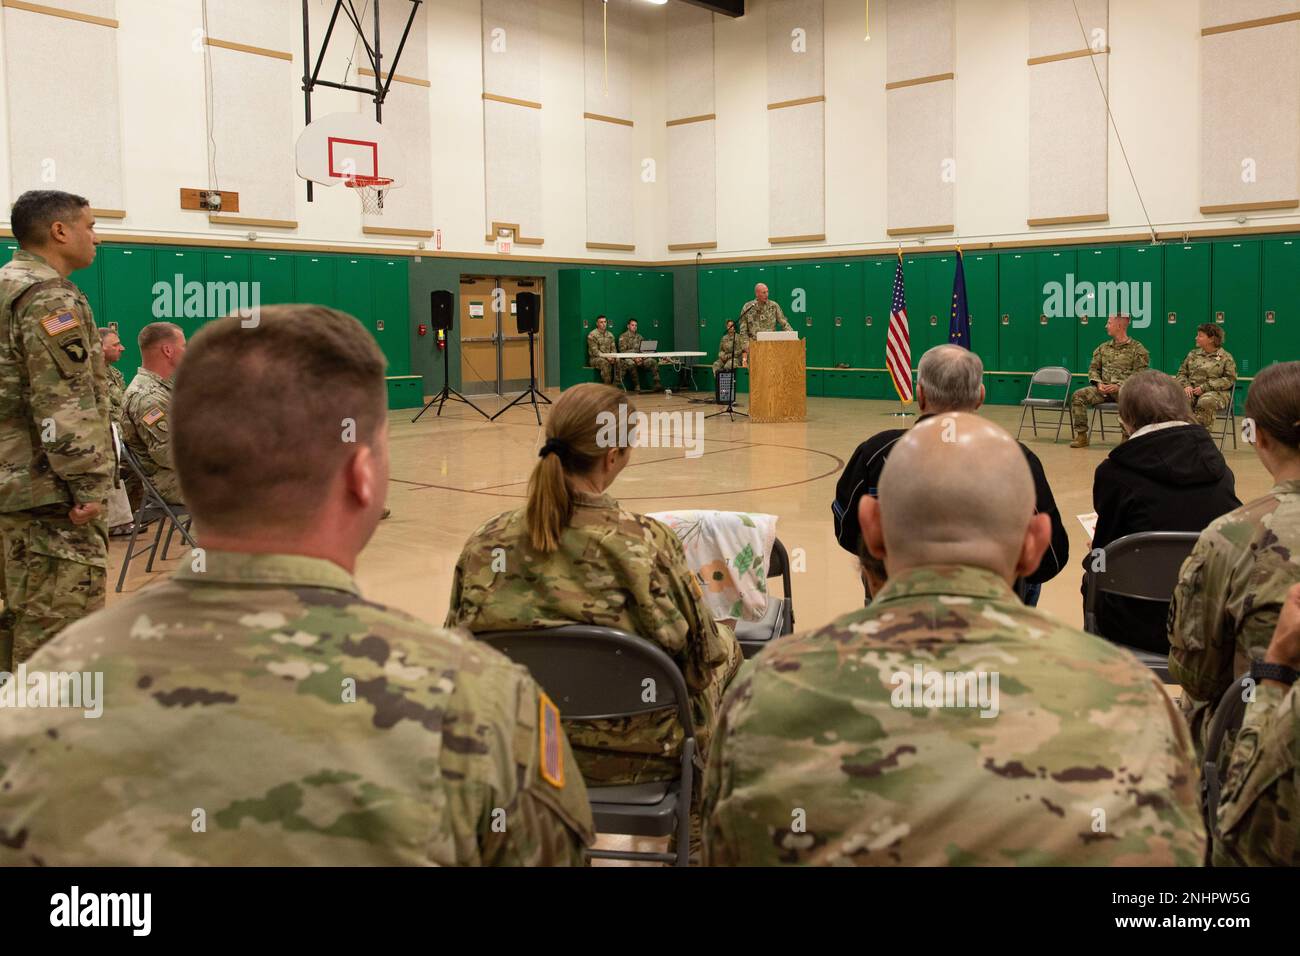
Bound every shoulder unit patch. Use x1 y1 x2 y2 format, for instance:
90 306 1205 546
538 691 564 788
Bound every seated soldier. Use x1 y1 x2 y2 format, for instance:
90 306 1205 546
97 326 134 535
0 305 593 866
121 321 186 505
1213 582 1300 867
585 314 615 385
616 318 661 393
1070 313 1149 448
446 382 742 792
1175 323 1237 430
712 319 744 374
703 414 1205 866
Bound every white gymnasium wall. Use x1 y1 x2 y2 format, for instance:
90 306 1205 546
765 0 825 242
0 0 1297 262
665 1 716 250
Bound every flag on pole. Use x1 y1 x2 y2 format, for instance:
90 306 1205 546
948 248 971 350
886 253 913 403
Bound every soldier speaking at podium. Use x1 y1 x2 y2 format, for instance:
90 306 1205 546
738 283 793 367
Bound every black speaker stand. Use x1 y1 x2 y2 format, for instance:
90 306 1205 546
705 322 748 421
490 328 551 425
412 332 490 422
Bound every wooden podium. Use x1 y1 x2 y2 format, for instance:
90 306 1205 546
748 339 807 423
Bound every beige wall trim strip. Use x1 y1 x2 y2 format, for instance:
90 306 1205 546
667 241 718 251
884 72 955 91
1200 199 1300 214
91 208 126 219
209 215 298 229
1202 12 1300 36
886 224 955 237
587 242 636 251
767 95 825 111
0 0 116 28
482 92 542 109
359 66 431 88
584 111 634 127
484 221 543 245
769 233 827 243
666 113 716 127
1027 213 1109 227
362 226 436 238
204 37 293 61
1027 48 1109 66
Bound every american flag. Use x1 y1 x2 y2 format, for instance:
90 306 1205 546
886 253 913 403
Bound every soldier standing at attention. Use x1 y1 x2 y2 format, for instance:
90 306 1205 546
712 319 744 374
702 414 1205 866
1069 313 1149 447
0 305 593 866
616 318 661 393
0 190 112 671
97 326 134 535
1176 323 1237 430
121 321 186 505
98 327 126 424
586 314 615 385
738 282 792 367
1169 362 1300 760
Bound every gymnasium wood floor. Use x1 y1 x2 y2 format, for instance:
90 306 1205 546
107 388 1271 864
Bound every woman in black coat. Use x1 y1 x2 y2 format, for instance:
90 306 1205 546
1083 369 1240 653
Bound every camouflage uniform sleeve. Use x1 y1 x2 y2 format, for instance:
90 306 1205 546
1088 345 1103 383
775 302 793 332
20 285 113 505
586 332 598 363
440 648 593 866
699 671 750 866
1210 353 1237 394
1214 681 1299 866
1169 530 1237 705
133 395 174 472
1136 341 1150 371
645 521 735 692
1175 351 1192 388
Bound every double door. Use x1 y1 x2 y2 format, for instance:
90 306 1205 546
460 275 546 396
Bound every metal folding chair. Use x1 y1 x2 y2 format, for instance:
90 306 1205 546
1088 398 1123 442
1082 530 1201 681
477 625 696 866
1214 382 1238 450
1015 366 1071 442
735 536 795 658
114 426 196 593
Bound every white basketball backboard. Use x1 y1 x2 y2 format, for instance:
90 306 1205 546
295 112 406 189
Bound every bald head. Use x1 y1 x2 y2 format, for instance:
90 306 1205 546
860 413 1050 583
755 283 769 304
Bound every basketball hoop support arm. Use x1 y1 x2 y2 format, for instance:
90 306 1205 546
301 0 422 202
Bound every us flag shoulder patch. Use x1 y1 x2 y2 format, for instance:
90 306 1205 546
538 691 564 788
40 311 77 337
142 407 165 426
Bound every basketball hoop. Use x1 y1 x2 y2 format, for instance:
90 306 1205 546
344 175 394 215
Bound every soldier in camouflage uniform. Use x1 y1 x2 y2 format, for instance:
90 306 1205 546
0 305 593 866
446 383 742 789
616 318 661 393
98 327 126 425
1175 323 1237 430
712 319 744 374
0 191 112 672
702 413 1205 866
1211 582 1300 866
1070 313 1149 447
738 283 792 365
121 322 186 505
1169 362 1300 762
97 327 134 533
586 314 616 385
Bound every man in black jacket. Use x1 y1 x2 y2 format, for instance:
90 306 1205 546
832 345 1069 604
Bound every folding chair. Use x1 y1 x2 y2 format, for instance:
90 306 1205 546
1214 382 1238 451
1015 366 1071 442
477 625 696 866
1088 398 1123 442
1082 530 1201 682
735 536 795 659
114 428 196 593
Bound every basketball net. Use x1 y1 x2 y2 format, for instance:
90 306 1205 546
344 175 393 215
